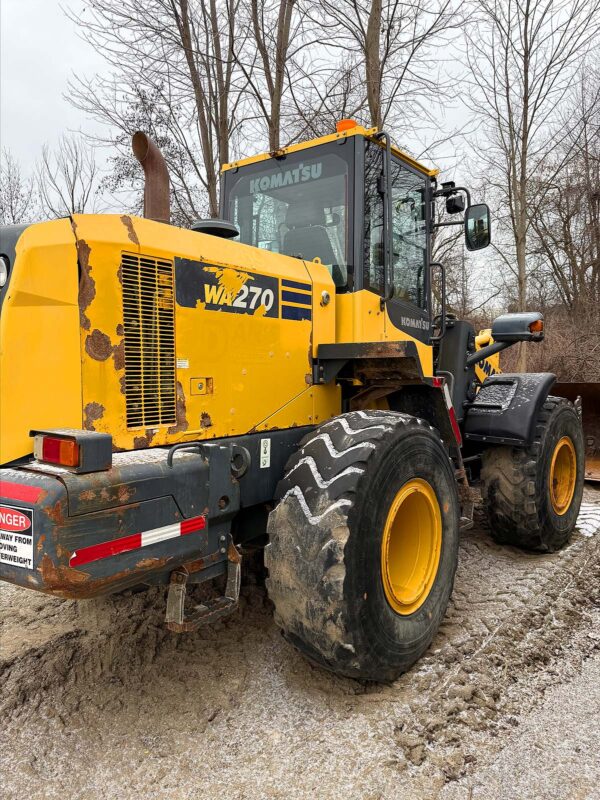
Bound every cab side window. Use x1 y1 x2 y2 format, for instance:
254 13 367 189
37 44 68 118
363 143 385 295
391 162 427 309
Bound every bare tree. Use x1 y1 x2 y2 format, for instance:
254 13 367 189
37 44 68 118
0 151 38 225
36 134 100 217
528 64 600 312
313 0 462 133
233 0 311 151
465 0 600 369
68 0 246 218
286 56 366 140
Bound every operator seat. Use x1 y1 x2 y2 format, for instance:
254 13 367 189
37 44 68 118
282 202 338 274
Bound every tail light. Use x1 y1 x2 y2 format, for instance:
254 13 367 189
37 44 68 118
30 429 112 473
34 435 80 467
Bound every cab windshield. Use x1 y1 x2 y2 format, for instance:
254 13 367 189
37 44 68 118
222 143 352 288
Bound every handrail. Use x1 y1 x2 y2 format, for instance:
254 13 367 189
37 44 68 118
375 131 394 304
429 261 446 343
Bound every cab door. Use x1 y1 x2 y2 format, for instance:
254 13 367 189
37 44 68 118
362 142 431 345
386 158 431 343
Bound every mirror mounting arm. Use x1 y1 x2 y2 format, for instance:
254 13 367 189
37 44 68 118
434 185 472 207
432 220 464 229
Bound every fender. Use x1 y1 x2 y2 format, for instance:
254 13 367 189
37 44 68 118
463 373 556 446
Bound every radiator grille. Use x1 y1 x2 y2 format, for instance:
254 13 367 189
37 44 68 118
121 253 176 428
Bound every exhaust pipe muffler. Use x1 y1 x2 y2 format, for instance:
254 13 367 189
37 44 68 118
131 131 170 224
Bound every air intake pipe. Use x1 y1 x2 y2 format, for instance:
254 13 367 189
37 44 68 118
131 131 170 224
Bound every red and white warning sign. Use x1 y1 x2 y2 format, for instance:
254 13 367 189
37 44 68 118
0 504 34 569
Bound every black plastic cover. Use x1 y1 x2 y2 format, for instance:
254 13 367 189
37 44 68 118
491 312 544 342
463 372 556 446
191 219 239 238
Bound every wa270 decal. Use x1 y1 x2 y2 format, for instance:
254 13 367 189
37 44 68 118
176 258 280 318
175 258 311 321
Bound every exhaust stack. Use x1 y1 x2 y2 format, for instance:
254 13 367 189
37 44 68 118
131 131 170 224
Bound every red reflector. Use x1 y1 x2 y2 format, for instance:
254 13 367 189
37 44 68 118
0 481 44 503
41 436 80 467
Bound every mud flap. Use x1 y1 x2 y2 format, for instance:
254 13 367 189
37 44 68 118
165 535 242 632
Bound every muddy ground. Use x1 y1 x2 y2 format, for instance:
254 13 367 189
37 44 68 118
1 489 599 800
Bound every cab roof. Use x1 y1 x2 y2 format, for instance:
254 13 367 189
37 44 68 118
221 124 439 178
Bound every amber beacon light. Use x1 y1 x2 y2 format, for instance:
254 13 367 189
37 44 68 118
336 119 358 133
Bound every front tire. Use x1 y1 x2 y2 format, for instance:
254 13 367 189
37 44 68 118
265 411 460 681
481 396 584 552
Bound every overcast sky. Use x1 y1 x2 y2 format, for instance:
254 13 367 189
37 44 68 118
1 0 468 186
1 0 108 166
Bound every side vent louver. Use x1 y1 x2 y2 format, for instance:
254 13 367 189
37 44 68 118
121 253 176 428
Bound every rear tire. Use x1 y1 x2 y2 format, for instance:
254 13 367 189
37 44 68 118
265 410 460 681
481 396 584 552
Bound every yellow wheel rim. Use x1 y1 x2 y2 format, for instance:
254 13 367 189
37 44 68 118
550 436 577 515
381 478 442 615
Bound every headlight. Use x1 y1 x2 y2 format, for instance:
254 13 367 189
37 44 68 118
0 255 9 288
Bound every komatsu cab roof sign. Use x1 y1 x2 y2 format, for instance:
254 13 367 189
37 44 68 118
0 505 34 569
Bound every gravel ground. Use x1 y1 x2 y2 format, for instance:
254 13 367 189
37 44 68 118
1 488 599 800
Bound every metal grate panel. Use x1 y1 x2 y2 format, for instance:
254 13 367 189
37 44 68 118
121 252 176 428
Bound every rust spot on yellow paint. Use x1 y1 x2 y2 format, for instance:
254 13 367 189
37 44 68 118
120 214 140 246
168 381 189 434
74 230 95 331
200 412 212 428
112 338 125 371
84 401 105 431
85 328 112 361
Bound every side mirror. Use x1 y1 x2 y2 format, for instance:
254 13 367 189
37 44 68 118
491 312 544 342
465 203 491 251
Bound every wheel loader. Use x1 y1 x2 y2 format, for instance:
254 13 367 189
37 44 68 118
0 121 586 680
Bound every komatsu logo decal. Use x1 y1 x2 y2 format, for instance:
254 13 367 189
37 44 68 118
249 162 322 194
175 258 280 318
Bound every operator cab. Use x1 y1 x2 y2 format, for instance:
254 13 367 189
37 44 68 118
220 123 490 344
